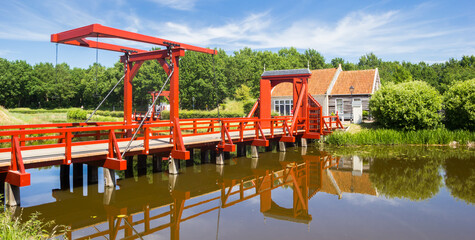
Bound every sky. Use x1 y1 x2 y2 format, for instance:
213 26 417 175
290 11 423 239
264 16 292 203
0 0 474 68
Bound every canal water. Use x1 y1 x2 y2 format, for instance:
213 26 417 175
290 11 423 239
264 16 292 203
9 145 475 239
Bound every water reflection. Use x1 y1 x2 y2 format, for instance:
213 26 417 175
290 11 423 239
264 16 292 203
14 146 475 239
444 157 475 204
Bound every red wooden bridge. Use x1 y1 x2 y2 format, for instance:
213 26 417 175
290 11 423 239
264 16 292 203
0 24 343 206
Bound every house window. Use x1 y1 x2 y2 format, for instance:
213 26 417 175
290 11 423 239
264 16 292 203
336 99 343 115
274 99 293 115
353 98 361 107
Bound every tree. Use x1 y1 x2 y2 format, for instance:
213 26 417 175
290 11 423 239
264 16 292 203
444 157 475 205
358 53 381 69
443 79 475 130
370 157 442 201
370 81 443 130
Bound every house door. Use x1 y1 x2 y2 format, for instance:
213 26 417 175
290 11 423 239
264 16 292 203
352 98 362 124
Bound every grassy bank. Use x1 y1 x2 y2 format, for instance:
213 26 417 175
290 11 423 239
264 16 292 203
325 128 475 146
1 196 68 239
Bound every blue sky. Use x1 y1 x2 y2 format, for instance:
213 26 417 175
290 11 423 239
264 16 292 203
0 0 473 68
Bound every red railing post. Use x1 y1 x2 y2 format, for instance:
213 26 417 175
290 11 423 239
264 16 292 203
144 126 150 155
19 128 25 146
193 120 197 134
239 122 244 142
270 119 274 138
64 131 72 165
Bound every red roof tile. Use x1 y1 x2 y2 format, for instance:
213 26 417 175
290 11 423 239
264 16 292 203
331 69 376 95
272 68 338 96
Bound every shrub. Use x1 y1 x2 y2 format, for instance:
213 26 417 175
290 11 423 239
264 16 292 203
370 81 442 130
443 79 475 130
66 108 87 120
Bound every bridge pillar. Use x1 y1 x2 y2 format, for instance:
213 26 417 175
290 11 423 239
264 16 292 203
186 149 194 167
279 142 286 152
236 143 246 157
4 182 20 206
87 165 98 194
279 152 286 161
168 174 177 191
60 165 70 190
72 163 83 191
251 158 258 169
301 147 307 156
103 186 115 205
137 155 147 176
152 154 162 172
216 150 224 165
200 149 210 164
169 157 180 175
251 145 259 158
125 156 134 178
104 168 116 188
210 150 217 164
301 138 308 147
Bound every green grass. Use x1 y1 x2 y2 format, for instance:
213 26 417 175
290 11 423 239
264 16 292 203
0 196 69 239
325 128 475 145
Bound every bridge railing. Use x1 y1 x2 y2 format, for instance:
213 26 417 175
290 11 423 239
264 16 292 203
322 115 344 132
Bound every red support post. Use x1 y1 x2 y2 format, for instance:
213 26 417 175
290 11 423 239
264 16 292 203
105 130 127 170
171 118 190 160
6 136 31 187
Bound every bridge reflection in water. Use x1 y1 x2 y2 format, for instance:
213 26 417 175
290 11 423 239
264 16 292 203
20 149 373 240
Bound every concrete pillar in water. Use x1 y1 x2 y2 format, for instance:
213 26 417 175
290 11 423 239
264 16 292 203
169 157 179 175
251 158 258 169
216 150 224 165
4 182 20 206
301 138 307 147
279 151 286 161
103 186 115 205
168 174 177 191
72 163 83 192
251 145 259 158
60 165 70 190
137 155 147 176
301 147 307 155
104 168 116 188
279 142 286 152
216 164 224 176
87 165 98 195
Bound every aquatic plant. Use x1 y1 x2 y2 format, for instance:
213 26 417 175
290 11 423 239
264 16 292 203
325 128 475 145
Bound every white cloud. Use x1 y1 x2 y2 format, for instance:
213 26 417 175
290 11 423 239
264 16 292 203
146 8 473 60
147 0 198 11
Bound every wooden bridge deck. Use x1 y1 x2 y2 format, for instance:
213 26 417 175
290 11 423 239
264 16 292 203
0 129 286 168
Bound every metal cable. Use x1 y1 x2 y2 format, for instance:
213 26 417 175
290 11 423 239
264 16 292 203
85 74 125 123
121 68 174 158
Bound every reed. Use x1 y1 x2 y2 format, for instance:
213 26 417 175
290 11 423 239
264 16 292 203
0 196 69 239
325 128 475 146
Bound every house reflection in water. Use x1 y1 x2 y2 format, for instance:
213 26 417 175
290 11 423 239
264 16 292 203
20 149 375 240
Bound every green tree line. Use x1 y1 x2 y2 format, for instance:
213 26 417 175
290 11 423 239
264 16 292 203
0 48 474 110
